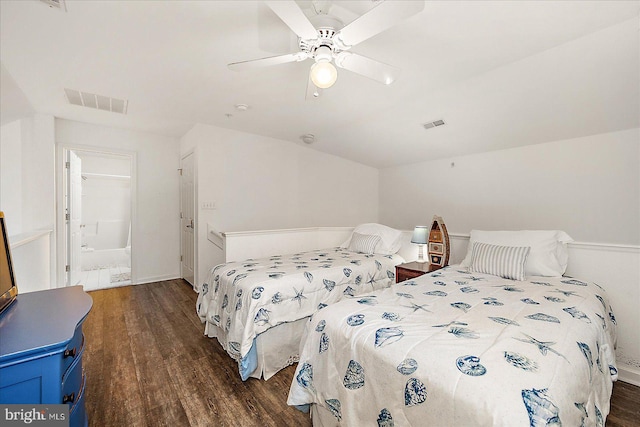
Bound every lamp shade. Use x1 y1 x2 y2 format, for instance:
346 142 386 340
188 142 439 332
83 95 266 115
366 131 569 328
411 226 429 244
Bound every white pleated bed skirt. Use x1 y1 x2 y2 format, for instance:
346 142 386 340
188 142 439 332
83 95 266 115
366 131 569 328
206 317 309 380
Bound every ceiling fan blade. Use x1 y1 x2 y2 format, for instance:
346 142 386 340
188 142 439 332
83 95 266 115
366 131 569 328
336 1 425 47
228 53 307 71
335 52 400 85
265 0 318 41
306 70 323 100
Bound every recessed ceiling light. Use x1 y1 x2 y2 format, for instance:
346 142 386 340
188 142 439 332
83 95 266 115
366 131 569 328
234 104 250 112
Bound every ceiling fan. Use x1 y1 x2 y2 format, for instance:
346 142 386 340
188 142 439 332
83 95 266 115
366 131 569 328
228 0 425 99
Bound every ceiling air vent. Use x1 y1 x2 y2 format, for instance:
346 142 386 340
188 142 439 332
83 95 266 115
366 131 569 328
64 89 128 114
423 119 446 130
40 0 67 11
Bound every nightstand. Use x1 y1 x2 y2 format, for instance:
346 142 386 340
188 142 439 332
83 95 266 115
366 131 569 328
395 261 441 283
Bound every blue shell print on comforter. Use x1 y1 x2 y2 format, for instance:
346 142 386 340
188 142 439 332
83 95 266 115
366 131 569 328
196 248 402 377
287 266 618 426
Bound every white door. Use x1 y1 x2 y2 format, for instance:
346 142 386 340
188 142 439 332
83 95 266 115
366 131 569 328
180 153 195 286
66 150 82 286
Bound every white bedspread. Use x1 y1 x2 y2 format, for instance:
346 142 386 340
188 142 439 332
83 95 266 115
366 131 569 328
196 248 403 367
288 266 618 426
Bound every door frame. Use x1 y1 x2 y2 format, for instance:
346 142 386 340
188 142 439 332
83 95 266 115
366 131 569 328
56 144 137 287
180 149 197 286
66 150 82 286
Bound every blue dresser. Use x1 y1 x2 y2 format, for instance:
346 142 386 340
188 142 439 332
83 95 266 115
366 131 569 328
0 286 92 427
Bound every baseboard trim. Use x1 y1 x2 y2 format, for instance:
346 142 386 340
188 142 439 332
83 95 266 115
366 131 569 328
134 274 180 285
618 364 640 387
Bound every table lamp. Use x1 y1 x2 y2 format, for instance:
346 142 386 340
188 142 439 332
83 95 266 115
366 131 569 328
411 226 429 263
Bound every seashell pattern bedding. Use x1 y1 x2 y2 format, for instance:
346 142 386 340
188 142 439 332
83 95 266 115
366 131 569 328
287 266 618 426
196 248 403 379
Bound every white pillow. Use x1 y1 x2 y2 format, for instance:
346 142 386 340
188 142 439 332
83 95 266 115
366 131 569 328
470 242 531 281
341 223 402 255
347 232 381 255
460 230 573 277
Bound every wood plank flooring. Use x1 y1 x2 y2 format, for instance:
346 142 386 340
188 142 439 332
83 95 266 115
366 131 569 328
83 279 310 427
83 279 640 427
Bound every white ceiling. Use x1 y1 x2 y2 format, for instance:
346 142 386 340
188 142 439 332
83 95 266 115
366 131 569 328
1 0 638 168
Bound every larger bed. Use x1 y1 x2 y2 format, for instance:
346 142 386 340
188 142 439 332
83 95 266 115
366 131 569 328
288 235 618 426
197 225 405 380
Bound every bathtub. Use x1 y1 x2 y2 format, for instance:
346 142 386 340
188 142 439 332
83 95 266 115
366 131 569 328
81 247 129 271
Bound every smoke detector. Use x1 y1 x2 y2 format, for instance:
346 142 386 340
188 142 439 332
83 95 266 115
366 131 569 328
40 0 67 11
300 134 316 144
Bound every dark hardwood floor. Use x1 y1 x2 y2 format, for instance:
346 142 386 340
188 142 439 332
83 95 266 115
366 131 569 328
83 279 311 427
83 280 640 427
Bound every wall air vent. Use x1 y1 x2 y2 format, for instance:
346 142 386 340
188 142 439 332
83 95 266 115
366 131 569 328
423 119 446 130
64 89 128 115
40 0 67 11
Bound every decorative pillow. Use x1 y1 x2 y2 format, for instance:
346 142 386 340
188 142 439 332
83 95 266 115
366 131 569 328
470 242 531 281
341 223 403 255
347 232 381 255
460 230 573 277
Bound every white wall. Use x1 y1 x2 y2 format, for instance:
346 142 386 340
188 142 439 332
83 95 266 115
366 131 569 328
78 152 131 175
379 128 640 384
380 128 640 244
0 120 23 234
80 176 131 250
180 123 379 286
9 232 51 294
0 115 56 236
56 119 181 284
0 114 56 291
23 115 56 234
77 152 131 250
0 63 34 127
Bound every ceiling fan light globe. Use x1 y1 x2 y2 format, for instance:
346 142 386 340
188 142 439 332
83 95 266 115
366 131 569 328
310 61 338 89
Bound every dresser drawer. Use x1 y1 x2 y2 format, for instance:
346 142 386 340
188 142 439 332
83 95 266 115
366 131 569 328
69 374 87 427
61 343 84 405
395 262 441 283
395 267 425 283
61 327 84 379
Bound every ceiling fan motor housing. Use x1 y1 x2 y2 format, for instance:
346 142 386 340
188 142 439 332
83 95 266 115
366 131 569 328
314 45 333 63
299 22 349 64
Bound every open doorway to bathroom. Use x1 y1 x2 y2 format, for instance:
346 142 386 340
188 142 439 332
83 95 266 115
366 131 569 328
59 147 134 291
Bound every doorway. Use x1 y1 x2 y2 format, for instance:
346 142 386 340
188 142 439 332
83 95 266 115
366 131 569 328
180 151 195 286
59 146 135 290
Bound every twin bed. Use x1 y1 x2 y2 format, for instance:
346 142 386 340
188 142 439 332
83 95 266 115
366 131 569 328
197 226 619 426
196 224 405 380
